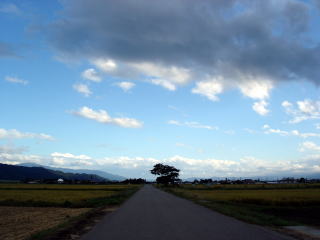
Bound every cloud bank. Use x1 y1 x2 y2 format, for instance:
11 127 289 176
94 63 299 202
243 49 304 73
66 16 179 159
48 0 320 104
1 151 319 179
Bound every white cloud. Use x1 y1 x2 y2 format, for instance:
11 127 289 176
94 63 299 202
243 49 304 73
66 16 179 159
175 142 186 147
0 151 92 168
97 156 158 169
93 58 117 72
238 80 273 100
0 144 28 154
0 128 54 141
56 153 320 176
93 60 191 91
252 100 269 116
73 83 92 97
81 68 101 82
291 130 320 138
262 124 270 129
0 153 43 165
224 130 235 135
151 79 176 91
0 3 20 15
51 152 92 160
130 62 191 89
115 81 135 92
282 99 320 123
244 128 258 134
237 78 273 116
51 152 92 166
72 106 143 128
263 125 320 138
97 154 320 178
168 120 218 130
298 100 319 114
5 76 28 85
191 78 224 101
1 150 319 178
299 141 320 152
263 126 289 136
282 100 292 108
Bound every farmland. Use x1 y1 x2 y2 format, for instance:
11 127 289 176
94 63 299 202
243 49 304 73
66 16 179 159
163 184 320 227
0 183 140 240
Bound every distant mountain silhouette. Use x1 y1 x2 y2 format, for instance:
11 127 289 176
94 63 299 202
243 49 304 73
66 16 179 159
18 163 126 181
0 163 107 182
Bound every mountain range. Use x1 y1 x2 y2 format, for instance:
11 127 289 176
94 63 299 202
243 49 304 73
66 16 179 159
0 163 108 182
18 163 126 181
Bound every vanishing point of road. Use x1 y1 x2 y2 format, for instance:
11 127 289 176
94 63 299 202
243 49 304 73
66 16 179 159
81 185 294 240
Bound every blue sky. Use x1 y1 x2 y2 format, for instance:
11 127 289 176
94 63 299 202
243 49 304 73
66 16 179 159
1 0 320 179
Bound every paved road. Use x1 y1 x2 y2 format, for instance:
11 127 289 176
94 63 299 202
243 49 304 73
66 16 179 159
81 185 294 240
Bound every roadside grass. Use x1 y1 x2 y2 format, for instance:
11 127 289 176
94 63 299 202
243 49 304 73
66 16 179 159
160 184 320 227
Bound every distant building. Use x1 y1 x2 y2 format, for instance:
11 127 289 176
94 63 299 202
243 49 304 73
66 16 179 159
57 178 64 184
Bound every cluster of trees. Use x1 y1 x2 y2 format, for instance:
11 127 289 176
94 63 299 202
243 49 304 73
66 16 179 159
121 178 146 184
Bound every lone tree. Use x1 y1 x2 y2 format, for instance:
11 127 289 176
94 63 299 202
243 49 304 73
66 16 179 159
150 163 180 185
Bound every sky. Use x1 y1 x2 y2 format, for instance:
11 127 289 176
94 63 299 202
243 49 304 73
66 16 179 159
1 0 320 179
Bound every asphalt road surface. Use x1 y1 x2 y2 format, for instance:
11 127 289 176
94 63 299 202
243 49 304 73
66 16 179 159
81 185 294 240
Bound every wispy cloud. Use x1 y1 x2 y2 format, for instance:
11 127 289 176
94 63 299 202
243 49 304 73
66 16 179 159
0 3 21 15
299 141 320 152
73 83 92 97
262 125 320 138
115 81 135 92
0 143 28 154
5 76 28 85
81 68 101 82
282 99 320 123
253 100 269 116
0 128 54 141
0 42 17 58
168 120 218 130
191 78 223 101
51 152 92 166
72 106 143 128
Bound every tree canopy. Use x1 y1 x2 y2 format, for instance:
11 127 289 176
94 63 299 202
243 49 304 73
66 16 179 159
150 163 180 185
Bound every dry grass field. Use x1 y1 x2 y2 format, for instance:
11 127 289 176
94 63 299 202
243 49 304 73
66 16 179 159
0 206 89 240
0 183 140 240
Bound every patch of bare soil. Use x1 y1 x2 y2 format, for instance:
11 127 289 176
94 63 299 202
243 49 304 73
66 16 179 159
43 206 119 240
0 206 90 240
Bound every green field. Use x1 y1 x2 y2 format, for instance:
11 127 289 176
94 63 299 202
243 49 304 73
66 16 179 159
0 184 140 208
163 184 320 227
